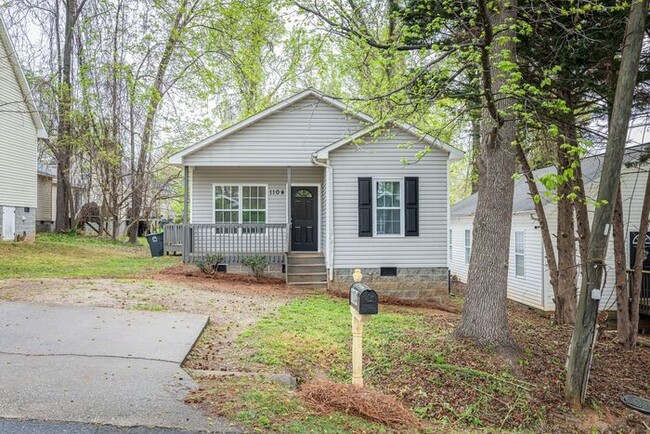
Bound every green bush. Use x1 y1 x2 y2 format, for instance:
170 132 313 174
241 255 268 278
195 254 225 275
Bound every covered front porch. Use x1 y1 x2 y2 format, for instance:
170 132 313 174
164 164 331 284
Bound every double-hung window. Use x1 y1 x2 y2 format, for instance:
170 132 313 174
375 180 403 236
214 186 240 233
214 185 267 233
464 229 471 264
515 231 525 277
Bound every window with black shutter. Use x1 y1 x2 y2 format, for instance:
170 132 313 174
404 177 419 236
358 177 372 237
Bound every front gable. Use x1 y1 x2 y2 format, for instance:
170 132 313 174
182 94 365 166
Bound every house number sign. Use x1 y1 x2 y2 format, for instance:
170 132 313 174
269 188 285 196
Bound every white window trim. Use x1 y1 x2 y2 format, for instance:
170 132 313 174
464 229 472 265
372 178 405 237
449 229 453 260
212 184 268 226
515 231 525 278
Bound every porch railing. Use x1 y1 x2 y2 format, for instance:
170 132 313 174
626 269 650 315
163 223 183 255
164 223 287 264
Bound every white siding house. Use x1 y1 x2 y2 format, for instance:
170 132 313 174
450 145 650 312
0 17 47 241
169 88 463 300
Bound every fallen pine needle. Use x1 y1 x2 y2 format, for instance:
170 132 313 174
298 380 421 428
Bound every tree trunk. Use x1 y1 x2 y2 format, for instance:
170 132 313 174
565 0 647 407
54 0 78 232
454 0 517 349
612 183 631 345
572 159 591 275
555 144 577 324
128 0 190 243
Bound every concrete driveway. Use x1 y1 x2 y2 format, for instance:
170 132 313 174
0 301 233 432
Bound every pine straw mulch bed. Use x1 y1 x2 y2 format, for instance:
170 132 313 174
299 380 421 428
155 263 310 297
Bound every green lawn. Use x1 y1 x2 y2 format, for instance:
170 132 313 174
0 233 179 279
234 295 541 431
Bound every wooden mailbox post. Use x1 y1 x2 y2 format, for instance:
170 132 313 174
349 269 378 388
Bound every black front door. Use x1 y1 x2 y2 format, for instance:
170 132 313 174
291 186 318 251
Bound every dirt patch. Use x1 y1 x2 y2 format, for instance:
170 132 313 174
159 263 286 285
0 276 303 372
154 264 314 299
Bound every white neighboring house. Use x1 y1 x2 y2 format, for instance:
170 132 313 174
450 144 650 313
169 88 463 299
0 17 47 241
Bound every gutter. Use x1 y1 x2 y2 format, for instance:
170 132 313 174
311 155 334 281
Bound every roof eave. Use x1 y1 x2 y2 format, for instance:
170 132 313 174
169 88 369 164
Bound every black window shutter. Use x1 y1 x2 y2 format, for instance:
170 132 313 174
405 177 419 236
358 177 373 237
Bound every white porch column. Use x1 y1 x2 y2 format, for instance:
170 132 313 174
286 166 292 253
182 165 189 262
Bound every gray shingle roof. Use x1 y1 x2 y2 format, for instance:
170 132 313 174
451 144 650 217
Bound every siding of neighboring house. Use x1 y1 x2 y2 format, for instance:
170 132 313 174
183 96 364 167
450 159 650 312
506 214 546 310
449 216 474 282
36 175 53 221
0 30 37 210
329 128 449 269
191 166 324 249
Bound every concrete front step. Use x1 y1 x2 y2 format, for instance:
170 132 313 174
287 254 325 266
287 272 328 284
287 264 326 274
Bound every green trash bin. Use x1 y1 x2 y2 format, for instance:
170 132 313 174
145 232 164 257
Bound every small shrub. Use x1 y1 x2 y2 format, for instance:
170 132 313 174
241 255 268 278
195 254 225 275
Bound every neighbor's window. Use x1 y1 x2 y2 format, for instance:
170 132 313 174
515 231 525 277
375 180 402 236
214 185 266 232
449 229 453 260
464 229 471 264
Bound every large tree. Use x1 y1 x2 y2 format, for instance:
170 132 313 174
295 0 523 347
565 0 648 407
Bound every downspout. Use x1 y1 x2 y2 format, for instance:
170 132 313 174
311 155 334 281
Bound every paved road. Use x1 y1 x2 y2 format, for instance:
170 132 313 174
0 418 207 433
0 302 233 432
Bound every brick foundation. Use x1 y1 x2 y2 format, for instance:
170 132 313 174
330 267 449 302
